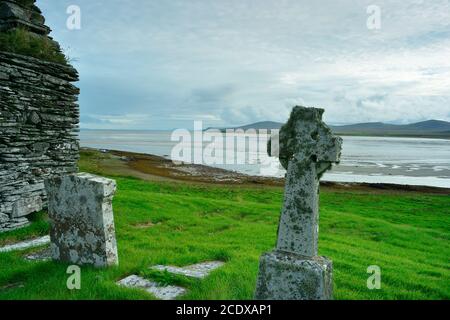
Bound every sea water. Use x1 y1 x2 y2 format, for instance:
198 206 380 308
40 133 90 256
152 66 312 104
80 130 450 188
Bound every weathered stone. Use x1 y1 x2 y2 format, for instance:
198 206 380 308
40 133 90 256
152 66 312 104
255 106 342 300
0 0 51 35
11 195 42 218
45 173 119 267
0 235 50 253
27 110 41 124
117 275 187 300
255 251 333 300
23 246 52 261
0 216 30 232
151 261 225 279
0 213 8 223
275 107 342 256
0 0 79 233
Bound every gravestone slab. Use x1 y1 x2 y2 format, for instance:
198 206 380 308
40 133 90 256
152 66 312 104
255 106 342 300
11 196 43 218
0 0 79 234
0 235 50 253
24 246 52 261
0 215 30 233
45 173 119 267
151 261 225 279
117 275 186 300
0 0 51 35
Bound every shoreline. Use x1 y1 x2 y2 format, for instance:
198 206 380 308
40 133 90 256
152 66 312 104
81 128 450 140
81 147 450 194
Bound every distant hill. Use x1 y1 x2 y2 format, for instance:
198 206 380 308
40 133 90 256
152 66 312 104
330 120 450 138
210 120 450 138
231 121 284 131
205 121 283 132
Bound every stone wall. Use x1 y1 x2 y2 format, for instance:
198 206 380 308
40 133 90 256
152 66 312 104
0 51 80 232
0 0 51 35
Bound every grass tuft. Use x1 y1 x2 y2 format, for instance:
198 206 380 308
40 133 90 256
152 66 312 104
0 28 68 65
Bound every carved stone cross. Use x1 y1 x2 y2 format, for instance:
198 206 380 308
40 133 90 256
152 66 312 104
276 106 342 257
255 106 342 300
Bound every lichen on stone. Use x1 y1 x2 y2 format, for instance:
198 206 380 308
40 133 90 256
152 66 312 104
255 106 342 300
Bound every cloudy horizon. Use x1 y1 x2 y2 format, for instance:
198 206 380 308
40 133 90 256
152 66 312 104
38 0 450 130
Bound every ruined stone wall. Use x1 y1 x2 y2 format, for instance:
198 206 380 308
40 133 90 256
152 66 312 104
0 0 51 35
0 51 79 232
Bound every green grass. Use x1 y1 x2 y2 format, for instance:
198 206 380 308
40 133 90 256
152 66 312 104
0 28 68 65
0 212 49 245
0 155 449 299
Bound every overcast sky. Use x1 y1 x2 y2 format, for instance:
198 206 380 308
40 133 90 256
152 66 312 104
37 0 450 130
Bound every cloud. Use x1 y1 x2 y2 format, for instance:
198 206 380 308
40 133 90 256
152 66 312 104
189 84 236 105
80 113 153 128
37 0 450 129
80 114 105 124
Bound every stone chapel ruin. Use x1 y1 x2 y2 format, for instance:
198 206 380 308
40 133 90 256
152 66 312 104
255 106 342 300
0 0 80 232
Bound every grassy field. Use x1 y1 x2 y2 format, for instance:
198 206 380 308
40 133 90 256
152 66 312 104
0 151 449 300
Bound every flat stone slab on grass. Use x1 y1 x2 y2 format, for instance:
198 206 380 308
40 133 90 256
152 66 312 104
151 261 225 279
0 282 25 291
24 246 52 261
117 275 186 300
0 235 50 253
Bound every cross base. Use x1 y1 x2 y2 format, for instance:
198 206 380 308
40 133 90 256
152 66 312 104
254 250 333 300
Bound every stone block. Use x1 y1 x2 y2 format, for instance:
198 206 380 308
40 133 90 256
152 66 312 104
255 250 333 300
45 173 119 267
11 195 43 218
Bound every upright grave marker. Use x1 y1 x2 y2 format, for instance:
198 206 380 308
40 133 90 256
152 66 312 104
45 173 119 267
255 106 342 300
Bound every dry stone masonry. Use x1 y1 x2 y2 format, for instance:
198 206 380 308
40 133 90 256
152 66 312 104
0 0 51 34
0 0 79 232
118 261 225 299
255 106 342 300
23 246 51 261
45 173 119 267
